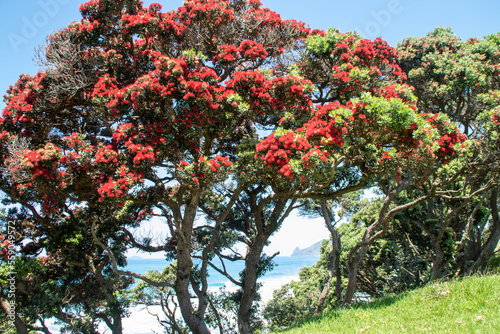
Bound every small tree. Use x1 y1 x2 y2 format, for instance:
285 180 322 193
0 205 135 334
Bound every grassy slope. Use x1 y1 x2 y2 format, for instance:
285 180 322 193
277 274 500 334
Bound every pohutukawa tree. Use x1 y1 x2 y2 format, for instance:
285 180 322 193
397 28 500 279
1 0 313 332
1 1 468 334
193 27 469 330
263 28 500 329
252 28 469 307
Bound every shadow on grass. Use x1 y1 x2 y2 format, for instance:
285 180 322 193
273 291 410 332
351 290 409 310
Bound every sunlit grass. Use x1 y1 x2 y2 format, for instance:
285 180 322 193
276 274 500 334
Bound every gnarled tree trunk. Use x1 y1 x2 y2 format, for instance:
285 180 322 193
466 187 500 275
316 200 342 313
237 235 268 334
175 197 210 334
0 295 30 334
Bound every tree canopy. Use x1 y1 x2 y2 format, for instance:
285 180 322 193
0 1 497 333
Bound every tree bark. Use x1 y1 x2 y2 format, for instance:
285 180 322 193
0 295 30 334
341 182 413 305
110 308 123 334
89 252 124 334
315 232 342 313
175 196 210 334
316 200 342 313
431 243 445 281
175 243 210 334
237 234 268 334
466 187 500 275
333 235 343 304
343 243 369 305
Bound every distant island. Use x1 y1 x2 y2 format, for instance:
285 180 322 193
291 240 325 257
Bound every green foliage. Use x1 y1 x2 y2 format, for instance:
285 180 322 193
487 254 500 273
306 28 352 56
264 223 359 329
0 204 135 333
263 244 330 330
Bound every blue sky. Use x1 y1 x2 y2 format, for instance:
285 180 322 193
2 0 500 112
1 0 500 255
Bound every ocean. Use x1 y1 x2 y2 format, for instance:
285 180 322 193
47 256 319 333
126 255 319 290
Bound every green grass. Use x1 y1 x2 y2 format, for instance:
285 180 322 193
276 274 500 334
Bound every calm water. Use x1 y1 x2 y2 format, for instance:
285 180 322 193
126 255 319 288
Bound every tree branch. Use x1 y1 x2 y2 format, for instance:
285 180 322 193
90 219 173 288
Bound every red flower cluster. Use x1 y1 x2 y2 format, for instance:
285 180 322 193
177 155 233 186
255 101 360 179
229 71 270 114
129 144 155 165
243 4 307 35
303 31 407 102
174 107 216 128
333 68 351 82
208 155 233 172
41 195 61 214
79 0 100 14
179 0 235 26
381 151 391 160
435 131 466 161
151 55 188 79
112 124 156 165
271 76 313 111
239 40 269 60
2 73 45 123
95 144 119 165
121 11 160 30
214 44 239 63
375 84 416 110
422 113 467 161
0 236 10 260
184 80 214 103
97 166 142 200
256 132 312 179
493 114 500 126
229 72 312 116
91 74 123 116
179 156 232 173
23 143 62 180
75 19 100 34
136 208 154 222
112 123 135 142
254 89 465 180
